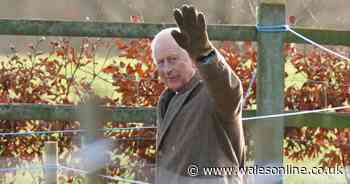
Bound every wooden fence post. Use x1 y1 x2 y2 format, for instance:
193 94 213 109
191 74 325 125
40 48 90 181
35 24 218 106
79 98 104 184
252 0 286 183
44 141 58 184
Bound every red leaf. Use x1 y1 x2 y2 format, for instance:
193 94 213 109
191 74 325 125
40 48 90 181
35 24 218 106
288 16 296 25
102 65 119 74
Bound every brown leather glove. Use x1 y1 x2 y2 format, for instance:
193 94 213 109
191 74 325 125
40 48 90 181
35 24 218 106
171 5 214 61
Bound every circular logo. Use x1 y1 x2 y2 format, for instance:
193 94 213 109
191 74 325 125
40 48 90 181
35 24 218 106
187 164 199 177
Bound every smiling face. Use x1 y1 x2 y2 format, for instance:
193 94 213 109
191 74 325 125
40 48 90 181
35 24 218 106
152 28 196 91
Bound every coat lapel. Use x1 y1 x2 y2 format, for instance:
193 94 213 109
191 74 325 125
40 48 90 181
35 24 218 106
156 77 201 150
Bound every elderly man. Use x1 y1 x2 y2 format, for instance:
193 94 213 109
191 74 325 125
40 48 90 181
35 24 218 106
151 5 245 184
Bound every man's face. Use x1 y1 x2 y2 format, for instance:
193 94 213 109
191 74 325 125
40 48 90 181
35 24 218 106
154 41 196 91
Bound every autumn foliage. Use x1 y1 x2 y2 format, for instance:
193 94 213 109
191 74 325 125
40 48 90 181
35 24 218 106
0 32 349 183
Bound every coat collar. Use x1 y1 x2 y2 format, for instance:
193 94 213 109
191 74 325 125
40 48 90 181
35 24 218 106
156 72 201 150
175 72 200 94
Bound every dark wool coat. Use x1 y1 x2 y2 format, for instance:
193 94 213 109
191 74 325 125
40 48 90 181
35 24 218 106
155 51 245 184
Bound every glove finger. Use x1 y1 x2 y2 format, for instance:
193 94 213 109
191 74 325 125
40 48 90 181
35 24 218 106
171 30 189 50
181 5 193 28
186 5 198 27
180 4 190 20
197 12 206 32
180 4 190 13
174 9 185 31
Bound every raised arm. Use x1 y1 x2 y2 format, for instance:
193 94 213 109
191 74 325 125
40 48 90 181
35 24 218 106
197 50 243 117
171 5 243 118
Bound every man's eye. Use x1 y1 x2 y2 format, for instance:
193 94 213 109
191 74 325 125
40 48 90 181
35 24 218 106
168 56 178 62
170 56 178 60
157 59 164 65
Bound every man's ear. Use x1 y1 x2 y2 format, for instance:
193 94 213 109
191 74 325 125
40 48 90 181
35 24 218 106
152 70 159 80
157 72 166 84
